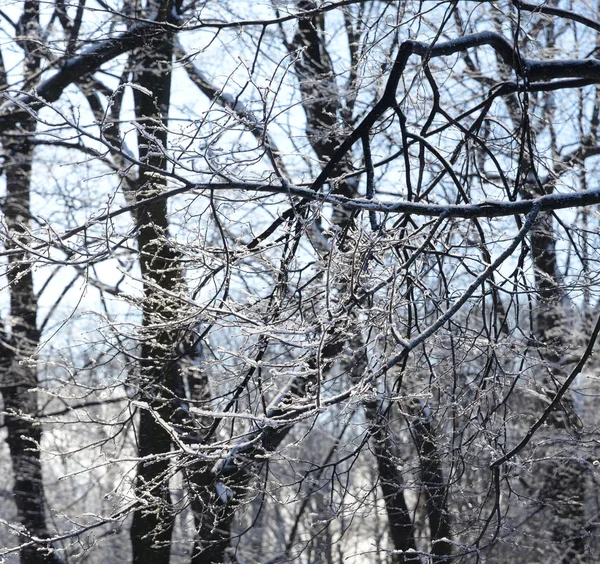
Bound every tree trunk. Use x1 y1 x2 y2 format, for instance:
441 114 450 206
526 174 587 561
0 4 61 560
1 130 61 564
128 5 181 563
367 402 421 563
408 400 451 562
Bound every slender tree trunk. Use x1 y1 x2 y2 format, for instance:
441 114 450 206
347 342 420 562
1 127 61 564
408 400 451 562
525 176 587 561
128 5 181 562
188 464 251 564
0 4 61 560
366 403 421 563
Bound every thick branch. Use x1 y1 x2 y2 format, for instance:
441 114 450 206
310 31 600 193
0 20 168 129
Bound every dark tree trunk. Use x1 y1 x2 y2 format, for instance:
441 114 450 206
0 4 61 559
349 344 420 562
367 403 421 563
408 400 451 562
525 175 587 561
128 4 181 563
1 133 61 563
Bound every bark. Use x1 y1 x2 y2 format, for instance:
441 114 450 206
0 4 61 561
128 5 182 562
188 461 252 564
184 358 231 563
292 0 359 222
408 400 451 562
0 126 62 564
366 403 420 564
349 343 419 562
524 174 587 561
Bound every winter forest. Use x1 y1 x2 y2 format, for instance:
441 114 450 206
4 0 600 562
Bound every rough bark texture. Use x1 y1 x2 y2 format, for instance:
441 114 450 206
1 128 61 564
408 400 451 562
526 177 587 562
0 2 61 560
128 5 181 562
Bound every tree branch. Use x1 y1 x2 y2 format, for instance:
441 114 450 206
491 309 600 469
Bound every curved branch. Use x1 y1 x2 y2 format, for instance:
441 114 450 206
491 310 600 469
514 0 600 34
0 20 170 127
310 31 600 193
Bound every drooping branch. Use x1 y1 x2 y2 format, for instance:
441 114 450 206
0 20 172 129
513 0 600 34
174 40 290 181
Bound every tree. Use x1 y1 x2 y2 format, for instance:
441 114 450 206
3 1 600 563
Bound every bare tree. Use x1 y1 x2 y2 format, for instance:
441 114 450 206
5 1 600 563
0 1 62 561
